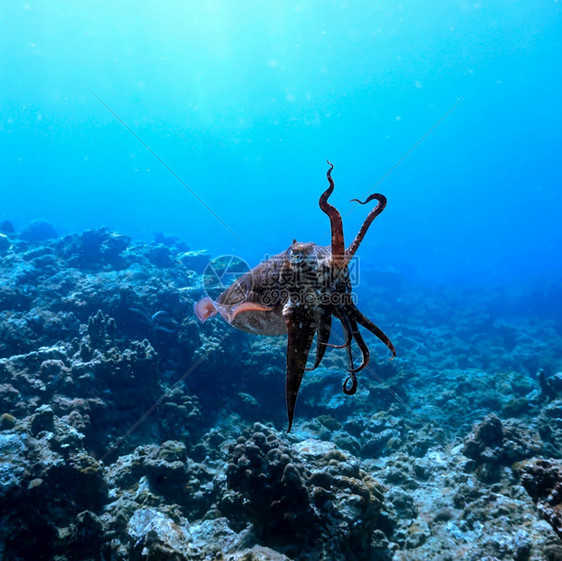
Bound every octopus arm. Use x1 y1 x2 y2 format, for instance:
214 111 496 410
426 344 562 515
345 193 387 263
343 331 357 395
214 301 274 324
347 303 397 358
307 305 332 371
283 302 317 432
319 162 345 265
326 311 353 349
333 309 359 394
347 316 371 374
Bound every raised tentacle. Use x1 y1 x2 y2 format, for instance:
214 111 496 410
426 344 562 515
345 193 387 262
319 161 345 266
346 302 397 358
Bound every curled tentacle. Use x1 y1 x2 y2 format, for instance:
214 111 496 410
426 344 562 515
343 372 357 395
342 323 357 395
319 161 345 266
334 306 369 371
345 193 387 262
347 316 370 373
347 302 396 358
333 310 358 394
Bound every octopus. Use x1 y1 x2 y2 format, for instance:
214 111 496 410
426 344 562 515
195 162 396 432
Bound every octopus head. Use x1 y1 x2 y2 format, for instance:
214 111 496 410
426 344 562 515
286 241 320 272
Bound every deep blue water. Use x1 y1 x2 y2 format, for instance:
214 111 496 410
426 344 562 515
2 1 561 286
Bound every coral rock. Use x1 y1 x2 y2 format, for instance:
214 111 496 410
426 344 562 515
519 458 562 540
20 220 58 242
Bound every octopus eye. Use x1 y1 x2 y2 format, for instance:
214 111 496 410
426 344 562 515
289 249 304 264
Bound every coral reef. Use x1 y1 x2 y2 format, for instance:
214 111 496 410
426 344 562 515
519 459 562 540
0 222 561 559
224 424 390 560
463 413 543 482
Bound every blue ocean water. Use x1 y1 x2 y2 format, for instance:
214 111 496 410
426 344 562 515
1 0 561 286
